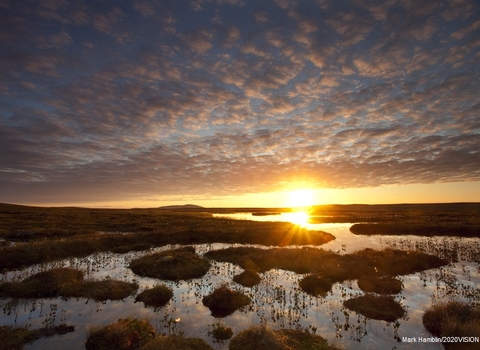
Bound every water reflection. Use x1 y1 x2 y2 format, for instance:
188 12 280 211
0 222 479 349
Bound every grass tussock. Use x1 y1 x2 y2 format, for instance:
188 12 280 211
60 279 138 301
202 285 251 317
299 274 334 297
206 247 446 296
357 276 403 294
129 246 211 281
135 284 173 308
142 334 213 350
233 270 261 287
423 302 480 350
350 223 480 237
0 268 137 301
0 324 74 350
86 318 155 350
343 294 405 322
0 268 84 298
209 323 233 340
228 325 339 350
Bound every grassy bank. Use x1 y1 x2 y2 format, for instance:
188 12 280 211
206 247 447 296
0 216 333 271
350 223 480 237
0 268 137 301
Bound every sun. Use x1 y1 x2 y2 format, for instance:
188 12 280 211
287 188 316 209
285 211 310 226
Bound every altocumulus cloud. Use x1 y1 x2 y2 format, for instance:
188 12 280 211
0 0 479 203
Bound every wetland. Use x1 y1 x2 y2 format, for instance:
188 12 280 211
0 203 479 349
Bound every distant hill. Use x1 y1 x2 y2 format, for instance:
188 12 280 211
158 204 204 209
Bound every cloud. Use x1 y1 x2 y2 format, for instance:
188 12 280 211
0 0 479 205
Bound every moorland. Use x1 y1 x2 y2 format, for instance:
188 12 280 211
0 202 479 349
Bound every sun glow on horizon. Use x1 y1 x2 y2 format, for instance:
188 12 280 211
287 188 316 209
285 211 310 226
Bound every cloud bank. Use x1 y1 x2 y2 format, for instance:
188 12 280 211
1 0 479 204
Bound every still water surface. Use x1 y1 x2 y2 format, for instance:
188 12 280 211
1 213 479 349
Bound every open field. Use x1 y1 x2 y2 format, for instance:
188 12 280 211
0 202 479 349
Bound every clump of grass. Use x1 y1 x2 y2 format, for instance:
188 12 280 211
85 317 155 350
111 243 152 254
423 302 480 350
0 324 74 350
0 268 137 301
129 246 211 281
206 247 446 296
60 279 138 301
142 334 213 350
208 323 233 340
299 274 334 297
202 285 251 317
229 325 339 350
357 276 403 294
350 223 480 237
0 268 84 298
233 270 261 287
343 294 405 322
135 284 173 308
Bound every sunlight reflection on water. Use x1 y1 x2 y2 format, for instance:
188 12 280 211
0 216 479 350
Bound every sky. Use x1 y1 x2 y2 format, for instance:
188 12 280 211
1 0 480 208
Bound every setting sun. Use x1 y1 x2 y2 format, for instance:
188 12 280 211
284 211 310 226
287 189 316 209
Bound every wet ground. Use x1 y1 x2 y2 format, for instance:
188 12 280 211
1 214 479 349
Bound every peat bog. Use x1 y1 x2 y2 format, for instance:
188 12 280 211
0 203 479 349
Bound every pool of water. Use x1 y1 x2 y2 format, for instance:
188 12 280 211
1 215 479 349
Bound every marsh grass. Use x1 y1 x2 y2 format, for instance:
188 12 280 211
202 285 251 317
357 276 403 294
299 274 334 297
60 279 138 301
423 302 480 350
343 294 405 322
129 246 211 280
208 323 233 340
350 224 480 237
233 270 261 287
228 325 339 350
0 324 74 350
0 268 137 301
142 334 213 350
0 205 333 271
135 284 173 308
206 247 446 296
85 317 156 350
0 268 84 298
